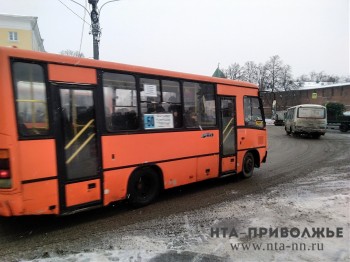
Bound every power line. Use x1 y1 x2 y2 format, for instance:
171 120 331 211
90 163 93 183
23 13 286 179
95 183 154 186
57 0 90 26
70 0 90 14
99 0 120 15
78 0 88 55
60 0 121 59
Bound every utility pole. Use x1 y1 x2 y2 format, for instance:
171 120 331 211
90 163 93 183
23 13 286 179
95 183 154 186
88 0 100 60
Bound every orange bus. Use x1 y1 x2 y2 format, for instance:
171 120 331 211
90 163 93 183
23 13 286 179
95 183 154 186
0 47 267 216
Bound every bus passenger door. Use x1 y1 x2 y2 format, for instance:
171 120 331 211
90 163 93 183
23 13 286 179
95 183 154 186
55 86 102 213
219 97 237 175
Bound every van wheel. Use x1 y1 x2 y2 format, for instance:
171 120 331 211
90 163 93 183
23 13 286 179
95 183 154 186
242 152 254 178
285 127 291 135
339 124 349 132
312 134 321 139
128 168 160 207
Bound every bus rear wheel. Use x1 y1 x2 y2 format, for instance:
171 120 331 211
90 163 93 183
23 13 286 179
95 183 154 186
128 168 160 207
242 152 255 178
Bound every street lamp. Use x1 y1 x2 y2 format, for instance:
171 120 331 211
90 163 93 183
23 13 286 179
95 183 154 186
71 0 121 60
88 0 100 60
90 9 99 23
88 0 99 6
86 0 120 60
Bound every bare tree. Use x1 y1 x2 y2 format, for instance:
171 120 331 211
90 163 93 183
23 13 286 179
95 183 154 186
315 71 325 83
279 65 296 91
297 74 309 82
309 71 317 82
242 61 258 83
224 63 244 80
326 75 339 83
265 55 283 92
60 49 85 58
257 63 269 91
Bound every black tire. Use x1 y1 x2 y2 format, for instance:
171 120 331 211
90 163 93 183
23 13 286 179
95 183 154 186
285 127 291 135
339 124 349 132
128 168 160 207
311 134 321 139
242 152 255 178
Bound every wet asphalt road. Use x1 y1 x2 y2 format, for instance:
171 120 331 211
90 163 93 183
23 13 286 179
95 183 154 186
0 126 349 261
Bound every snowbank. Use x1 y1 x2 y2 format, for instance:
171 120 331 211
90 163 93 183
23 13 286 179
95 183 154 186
27 165 349 262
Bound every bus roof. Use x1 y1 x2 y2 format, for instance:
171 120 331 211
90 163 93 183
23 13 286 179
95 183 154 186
287 104 326 109
0 47 258 89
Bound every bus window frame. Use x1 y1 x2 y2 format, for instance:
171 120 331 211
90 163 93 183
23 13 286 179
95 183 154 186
101 70 140 132
182 80 218 129
243 95 266 129
100 70 218 134
11 59 54 140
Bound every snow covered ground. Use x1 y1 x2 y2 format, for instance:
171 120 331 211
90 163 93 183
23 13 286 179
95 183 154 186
265 118 275 126
26 164 350 262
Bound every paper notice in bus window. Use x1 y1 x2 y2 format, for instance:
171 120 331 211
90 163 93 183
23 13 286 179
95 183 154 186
143 84 158 97
255 120 264 127
144 114 174 129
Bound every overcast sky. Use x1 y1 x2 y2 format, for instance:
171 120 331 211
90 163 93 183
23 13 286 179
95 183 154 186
2 0 349 78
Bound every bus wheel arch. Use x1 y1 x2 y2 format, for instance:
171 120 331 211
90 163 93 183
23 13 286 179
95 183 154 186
241 150 258 178
127 165 163 207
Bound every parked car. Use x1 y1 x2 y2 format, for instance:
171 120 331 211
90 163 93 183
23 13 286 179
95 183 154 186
273 110 286 126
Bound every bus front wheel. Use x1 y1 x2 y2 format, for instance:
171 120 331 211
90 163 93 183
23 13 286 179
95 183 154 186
128 168 160 207
242 152 255 178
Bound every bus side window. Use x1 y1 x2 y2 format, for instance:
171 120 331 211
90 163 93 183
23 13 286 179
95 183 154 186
183 82 216 128
103 72 138 131
162 80 182 128
13 62 49 137
244 96 264 128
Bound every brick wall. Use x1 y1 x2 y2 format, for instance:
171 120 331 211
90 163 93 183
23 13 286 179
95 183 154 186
261 84 350 118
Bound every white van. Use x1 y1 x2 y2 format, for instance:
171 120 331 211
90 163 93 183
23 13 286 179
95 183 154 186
284 104 327 138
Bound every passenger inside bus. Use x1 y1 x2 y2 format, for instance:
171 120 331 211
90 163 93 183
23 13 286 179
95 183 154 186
168 104 182 128
184 107 198 127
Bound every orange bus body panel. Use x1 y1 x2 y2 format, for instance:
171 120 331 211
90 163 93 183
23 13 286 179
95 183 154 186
217 84 257 96
237 129 266 151
103 168 133 205
18 140 57 182
197 155 219 181
22 180 59 215
48 64 97 84
65 179 101 207
221 156 236 173
0 194 23 216
102 131 219 169
160 159 197 189
103 155 220 206
236 129 267 173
